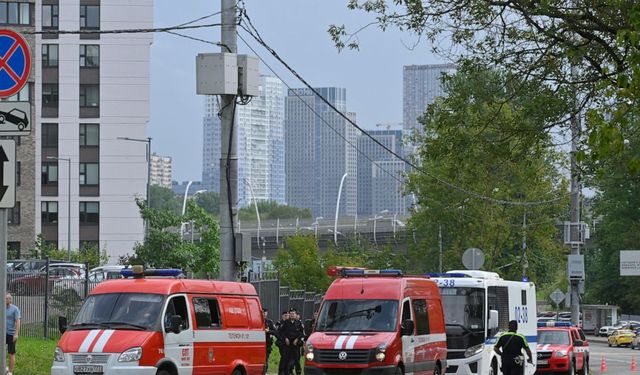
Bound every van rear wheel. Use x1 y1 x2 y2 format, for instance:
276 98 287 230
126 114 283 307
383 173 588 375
231 370 242 375
156 370 171 375
433 364 441 375
394 366 403 375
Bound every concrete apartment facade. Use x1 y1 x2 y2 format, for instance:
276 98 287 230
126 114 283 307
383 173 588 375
150 153 171 188
27 0 153 261
202 75 286 207
285 87 357 218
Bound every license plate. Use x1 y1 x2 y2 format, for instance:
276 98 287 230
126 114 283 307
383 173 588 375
73 364 103 374
538 360 548 365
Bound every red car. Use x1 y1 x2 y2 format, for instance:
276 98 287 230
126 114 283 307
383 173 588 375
9 265 84 296
536 321 590 375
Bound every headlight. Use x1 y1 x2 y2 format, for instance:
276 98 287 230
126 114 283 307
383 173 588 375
118 347 142 362
305 343 314 361
375 344 387 362
54 347 65 362
464 343 484 358
555 350 568 358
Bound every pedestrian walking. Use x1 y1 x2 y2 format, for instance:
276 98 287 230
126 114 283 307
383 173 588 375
5 293 20 375
494 320 533 375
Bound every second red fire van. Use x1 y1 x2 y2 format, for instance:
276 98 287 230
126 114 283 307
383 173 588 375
305 267 447 375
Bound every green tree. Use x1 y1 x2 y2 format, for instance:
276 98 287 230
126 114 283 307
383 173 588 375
149 185 182 213
238 200 312 221
405 67 569 286
273 235 330 291
584 115 640 311
328 1 640 166
128 199 220 277
195 191 220 215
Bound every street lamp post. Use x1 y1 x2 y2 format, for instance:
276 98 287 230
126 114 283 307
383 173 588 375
244 178 263 270
369 210 388 244
117 137 151 239
313 217 323 238
47 156 71 260
180 187 207 238
334 173 348 246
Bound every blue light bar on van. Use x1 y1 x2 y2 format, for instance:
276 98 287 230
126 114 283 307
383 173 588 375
425 273 471 278
342 269 403 277
121 267 183 278
537 321 573 328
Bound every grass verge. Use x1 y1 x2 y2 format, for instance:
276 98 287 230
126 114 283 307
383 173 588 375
13 336 57 375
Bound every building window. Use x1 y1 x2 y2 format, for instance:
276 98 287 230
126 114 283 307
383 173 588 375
7 202 20 225
41 163 58 185
42 123 58 148
80 5 99 29
79 202 99 225
41 201 58 224
16 161 20 186
42 84 59 107
80 124 99 146
42 44 59 67
42 4 58 28
79 45 99 67
0 2 30 25
79 163 99 185
79 85 99 108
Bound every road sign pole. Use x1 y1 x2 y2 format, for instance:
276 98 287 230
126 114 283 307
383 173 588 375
0 208 8 374
219 0 238 281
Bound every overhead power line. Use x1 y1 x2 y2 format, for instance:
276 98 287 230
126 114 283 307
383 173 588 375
237 11 564 207
24 22 223 36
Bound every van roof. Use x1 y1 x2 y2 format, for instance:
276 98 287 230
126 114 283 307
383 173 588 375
90 278 259 297
324 276 438 300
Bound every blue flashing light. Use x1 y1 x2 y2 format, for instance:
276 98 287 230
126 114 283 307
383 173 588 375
121 268 183 278
522 277 529 282
537 321 573 328
341 269 403 277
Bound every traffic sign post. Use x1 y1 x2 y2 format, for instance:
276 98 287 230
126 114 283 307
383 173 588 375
0 29 31 98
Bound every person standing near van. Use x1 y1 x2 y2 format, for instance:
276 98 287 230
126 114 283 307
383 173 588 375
276 311 289 374
289 308 304 375
263 308 276 375
5 293 20 375
278 309 303 375
494 320 533 375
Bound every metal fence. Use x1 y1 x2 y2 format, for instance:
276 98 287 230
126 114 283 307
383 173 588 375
10 264 324 339
7 261 98 339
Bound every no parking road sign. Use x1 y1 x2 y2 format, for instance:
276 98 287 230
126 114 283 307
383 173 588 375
0 29 31 99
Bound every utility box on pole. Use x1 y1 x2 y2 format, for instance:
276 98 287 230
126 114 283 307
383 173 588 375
237 55 259 97
196 53 238 95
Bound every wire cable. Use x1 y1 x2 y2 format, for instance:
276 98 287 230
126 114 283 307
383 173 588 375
237 15 565 207
25 22 223 35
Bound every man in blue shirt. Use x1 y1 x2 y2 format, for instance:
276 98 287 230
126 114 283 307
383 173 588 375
5 293 20 375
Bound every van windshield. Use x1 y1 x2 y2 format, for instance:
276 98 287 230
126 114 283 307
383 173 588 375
71 293 165 331
315 299 398 332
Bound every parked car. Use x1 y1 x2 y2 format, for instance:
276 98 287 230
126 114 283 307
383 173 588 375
8 264 85 296
630 330 640 349
599 325 623 337
53 265 125 300
608 329 635 347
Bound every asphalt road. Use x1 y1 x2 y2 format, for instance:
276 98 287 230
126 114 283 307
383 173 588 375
588 337 640 374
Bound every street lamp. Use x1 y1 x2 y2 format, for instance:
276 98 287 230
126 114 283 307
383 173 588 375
369 210 388 244
180 187 207 238
312 217 323 238
47 156 71 261
334 173 348 246
244 178 264 270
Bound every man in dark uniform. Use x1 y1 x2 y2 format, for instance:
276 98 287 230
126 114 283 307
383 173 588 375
290 308 305 375
494 320 533 375
263 308 277 375
278 308 303 375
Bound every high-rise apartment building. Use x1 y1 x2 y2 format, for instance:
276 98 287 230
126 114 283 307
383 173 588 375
403 63 456 135
285 87 357 218
11 0 154 261
150 153 172 188
357 127 408 216
202 75 286 206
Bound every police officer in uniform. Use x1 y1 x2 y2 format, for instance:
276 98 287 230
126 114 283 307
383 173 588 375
276 311 289 374
278 308 303 375
494 320 533 375
289 308 305 375
263 308 276 375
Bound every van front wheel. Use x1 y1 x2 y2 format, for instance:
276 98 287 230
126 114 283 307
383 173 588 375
156 370 171 375
395 366 403 375
231 369 243 375
433 364 441 375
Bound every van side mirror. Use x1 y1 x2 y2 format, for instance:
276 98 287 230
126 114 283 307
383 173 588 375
169 315 183 334
58 316 68 334
488 310 499 330
401 319 414 336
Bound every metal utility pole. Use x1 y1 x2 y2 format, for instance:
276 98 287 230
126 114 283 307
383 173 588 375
219 0 238 281
569 75 582 326
0 209 7 374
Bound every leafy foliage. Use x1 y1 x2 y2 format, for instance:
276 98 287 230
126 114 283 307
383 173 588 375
238 200 312 221
195 191 220 215
404 66 569 286
28 234 107 269
149 185 182 213
125 199 220 277
332 0 640 167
